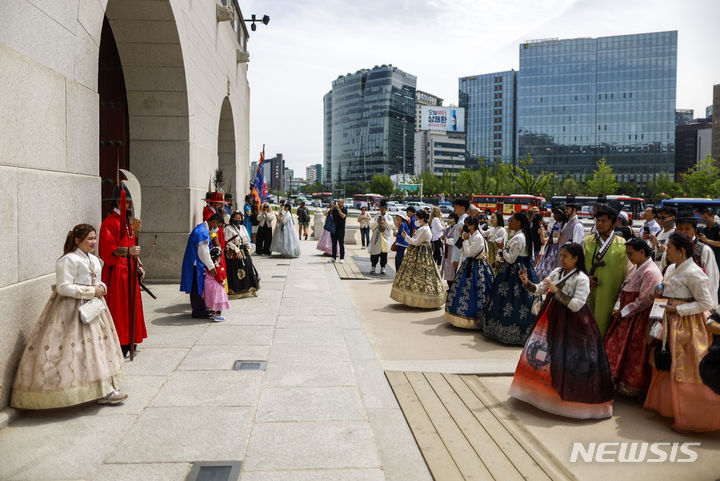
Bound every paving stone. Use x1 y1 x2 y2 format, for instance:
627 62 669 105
177 345 269 371
139 321 208 348
263 361 356 388
256 387 366 422
279 304 337 316
243 422 380 471
121 347 188 376
273 327 345 345
151 370 262 407
94 375 166 416
276 315 339 329
352 359 399 409
269 343 350 362
221 310 278 326
92 462 192 481
196 325 274 346
240 469 385 481
343 329 377 360
107 407 251 463
0 412 136 481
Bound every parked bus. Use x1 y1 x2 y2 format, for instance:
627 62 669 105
548 195 645 220
311 192 333 207
660 198 720 216
353 193 385 209
471 194 547 216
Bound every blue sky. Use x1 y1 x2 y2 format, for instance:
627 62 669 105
241 0 720 175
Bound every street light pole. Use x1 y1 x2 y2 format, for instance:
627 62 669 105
402 117 407 183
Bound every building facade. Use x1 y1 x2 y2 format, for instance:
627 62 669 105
324 65 417 186
268 153 284 192
459 70 517 166
517 31 677 184
675 121 712 179
0 0 252 410
676 109 695 126
306 164 322 184
414 131 466 176
713 84 720 162
415 90 443 131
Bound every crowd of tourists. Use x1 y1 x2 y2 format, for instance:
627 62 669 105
372 195 720 432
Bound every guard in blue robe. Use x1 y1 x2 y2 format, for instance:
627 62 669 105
181 221 212 318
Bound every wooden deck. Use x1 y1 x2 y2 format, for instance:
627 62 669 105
333 254 367 280
386 371 577 481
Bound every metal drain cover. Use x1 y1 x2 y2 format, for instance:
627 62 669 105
271 275 286 278
233 360 266 371
186 461 241 481
277 263 290 266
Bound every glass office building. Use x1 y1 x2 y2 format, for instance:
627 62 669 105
459 70 516 165
324 65 416 186
517 31 677 184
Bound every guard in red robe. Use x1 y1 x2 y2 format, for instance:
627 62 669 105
99 186 147 356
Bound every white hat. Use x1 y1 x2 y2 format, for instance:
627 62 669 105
618 211 628 222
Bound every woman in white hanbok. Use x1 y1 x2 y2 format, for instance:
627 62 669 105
271 204 301 258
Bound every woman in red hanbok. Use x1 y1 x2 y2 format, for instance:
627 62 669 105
604 238 663 400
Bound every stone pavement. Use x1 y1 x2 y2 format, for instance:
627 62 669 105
0 240 431 481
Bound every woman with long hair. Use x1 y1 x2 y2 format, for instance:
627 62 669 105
445 216 494 328
12 224 126 409
481 212 508 274
484 211 538 345
534 207 566 280
644 233 720 432
225 211 261 298
604 238 663 400
430 206 445 267
511 242 613 419
391 210 446 308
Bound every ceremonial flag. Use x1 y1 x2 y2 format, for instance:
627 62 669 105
251 146 265 208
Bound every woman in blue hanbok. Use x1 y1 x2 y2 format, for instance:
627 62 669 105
484 211 538 346
445 216 495 329
534 207 566 280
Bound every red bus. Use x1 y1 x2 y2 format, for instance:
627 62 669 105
549 195 645 220
353 193 385 210
311 192 333 206
471 194 547 216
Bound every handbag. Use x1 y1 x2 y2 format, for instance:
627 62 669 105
79 297 106 325
391 242 397 252
653 312 672 371
323 214 335 234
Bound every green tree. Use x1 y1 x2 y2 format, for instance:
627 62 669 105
301 181 323 194
617 181 640 197
492 161 513 194
585 158 618 196
680 155 720 198
560 176 582 196
510 154 549 196
413 170 442 195
368 174 394 196
649 173 684 203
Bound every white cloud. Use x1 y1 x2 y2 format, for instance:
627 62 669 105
241 0 720 173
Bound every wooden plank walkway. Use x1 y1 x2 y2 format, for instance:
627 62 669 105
386 371 578 481
333 254 367 280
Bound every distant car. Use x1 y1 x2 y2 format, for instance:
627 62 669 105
439 202 452 214
386 201 400 212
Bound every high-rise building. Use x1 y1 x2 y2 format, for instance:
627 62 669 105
459 70 516 166
676 109 695 126
713 84 720 162
517 31 678 185
268 153 284 192
284 167 294 192
675 120 712 179
306 164 322 184
324 65 416 186
414 131 466 176
415 91 443 131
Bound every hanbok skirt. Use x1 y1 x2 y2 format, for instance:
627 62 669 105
316 229 340 256
391 243 446 308
441 244 456 281
484 256 538 346
644 301 720 432
534 243 560 281
271 223 301 258
203 275 230 311
509 297 613 419
226 247 261 299
486 241 500 275
445 257 494 329
11 290 124 410
603 290 654 400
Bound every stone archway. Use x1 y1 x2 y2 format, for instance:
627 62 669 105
218 97 237 209
100 0 191 278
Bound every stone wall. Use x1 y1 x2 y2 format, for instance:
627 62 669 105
0 0 251 410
